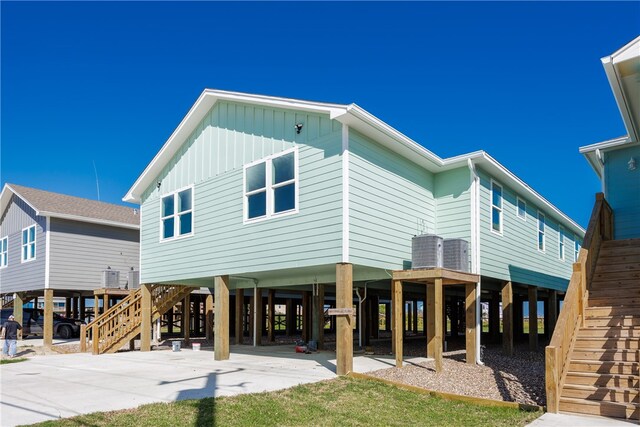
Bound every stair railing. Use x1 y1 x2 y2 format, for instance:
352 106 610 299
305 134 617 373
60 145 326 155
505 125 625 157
80 284 193 354
545 193 613 412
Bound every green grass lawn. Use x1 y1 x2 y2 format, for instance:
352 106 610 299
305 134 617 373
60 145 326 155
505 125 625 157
27 376 541 427
0 357 27 365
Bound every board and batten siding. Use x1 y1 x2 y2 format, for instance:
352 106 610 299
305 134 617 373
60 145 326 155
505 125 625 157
140 101 344 285
477 168 578 290
434 167 472 245
0 195 46 293
348 129 435 270
48 218 139 291
605 145 640 240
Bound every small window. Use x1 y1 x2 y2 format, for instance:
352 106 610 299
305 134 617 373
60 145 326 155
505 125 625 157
161 187 194 241
491 181 503 234
517 197 526 220
22 225 36 262
537 212 545 252
244 149 298 222
559 226 565 260
0 237 7 268
574 239 581 262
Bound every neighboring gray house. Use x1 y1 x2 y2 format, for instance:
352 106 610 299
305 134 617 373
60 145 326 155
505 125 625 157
0 184 139 342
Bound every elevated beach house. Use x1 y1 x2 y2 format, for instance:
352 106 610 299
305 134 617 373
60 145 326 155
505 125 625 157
0 184 139 344
116 89 584 373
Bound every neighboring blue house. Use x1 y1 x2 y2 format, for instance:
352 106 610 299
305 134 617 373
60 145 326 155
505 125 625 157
580 36 640 239
0 184 139 343
124 89 584 371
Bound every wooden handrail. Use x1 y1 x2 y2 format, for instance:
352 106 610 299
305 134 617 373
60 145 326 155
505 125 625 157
545 193 613 412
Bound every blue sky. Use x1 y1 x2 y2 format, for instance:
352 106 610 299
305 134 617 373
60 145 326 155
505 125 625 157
2 2 639 227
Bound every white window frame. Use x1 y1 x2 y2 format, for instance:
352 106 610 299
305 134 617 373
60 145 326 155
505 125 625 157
21 224 37 263
159 185 195 242
490 180 503 235
559 226 565 261
243 147 299 224
516 197 526 221
0 236 7 268
537 212 546 253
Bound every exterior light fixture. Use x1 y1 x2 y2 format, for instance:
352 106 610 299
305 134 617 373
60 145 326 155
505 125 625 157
629 157 637 171
294 123 303 134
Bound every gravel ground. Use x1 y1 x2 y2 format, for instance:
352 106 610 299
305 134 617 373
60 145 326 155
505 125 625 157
364 338 546 406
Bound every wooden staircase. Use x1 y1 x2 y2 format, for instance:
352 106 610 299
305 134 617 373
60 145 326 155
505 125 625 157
80 284 192 355
557 239 640 420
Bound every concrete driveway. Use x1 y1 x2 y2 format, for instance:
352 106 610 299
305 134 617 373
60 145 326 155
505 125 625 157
1 345 426 426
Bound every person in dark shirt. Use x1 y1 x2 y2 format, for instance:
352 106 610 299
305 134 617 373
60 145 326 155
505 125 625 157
2 314 22 358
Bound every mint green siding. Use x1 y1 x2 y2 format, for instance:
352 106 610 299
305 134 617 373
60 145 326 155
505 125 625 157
139 102 343 285
348 130 435 270
605 145 640 240
434 168 471 241
477 168 577 290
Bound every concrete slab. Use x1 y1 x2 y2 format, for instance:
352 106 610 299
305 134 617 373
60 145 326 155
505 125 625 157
0 345 427 427
526 412 636 427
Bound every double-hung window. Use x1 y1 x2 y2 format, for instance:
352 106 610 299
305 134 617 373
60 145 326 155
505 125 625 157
491 181 503 234
22 225 36 262
517 197 526 220
161 187 194 240
244 148 298 222
0 237 7 268
559 226 565 260
537 212 545 252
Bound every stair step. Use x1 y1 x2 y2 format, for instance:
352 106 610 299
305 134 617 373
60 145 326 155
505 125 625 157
575 337 639 350
585 316 640 327
589 297 640 307
592 270 640 282
564 372 639 388
591 279 640 290
562 384 639 404
572 349 639 362
601 238 640 248
568 360 638 375
597 253 640 264
585 306 640 316
578 327 639 338
559 397 639 420
595 263 640 274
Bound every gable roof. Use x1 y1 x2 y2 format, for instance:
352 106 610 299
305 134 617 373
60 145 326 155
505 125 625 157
1 184 139 230
124 89 584 236
580 36 640 178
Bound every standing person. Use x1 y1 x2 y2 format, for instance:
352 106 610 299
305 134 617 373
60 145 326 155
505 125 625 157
2 314 22 358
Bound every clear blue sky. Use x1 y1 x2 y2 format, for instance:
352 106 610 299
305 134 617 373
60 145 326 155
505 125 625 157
2 2 639 227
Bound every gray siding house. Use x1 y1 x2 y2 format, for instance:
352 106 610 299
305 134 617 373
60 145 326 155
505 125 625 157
0 184 139 341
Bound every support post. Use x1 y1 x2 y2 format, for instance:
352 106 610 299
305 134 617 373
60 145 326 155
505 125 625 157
392 279 403 368
268 289 275 343
433 279 444 372
336 263 353 375
93 296 99 317
489 291 500 342
235 289 244 344
72 297 78 319
529 286 538 351
371 296 380 339
43 289 54 348
465 283 477 364
103 294 108 315
427 283 435 358
140 284 152 352
182 294 191 347
13 293 24 340
66 297 72 318
285 298 294 336
312 284 325 349
502 281 513 356
80 296 86 320
548 290 558 336
214 275 230 360
255 288 263 346
301 291 310 343
205 293 214 341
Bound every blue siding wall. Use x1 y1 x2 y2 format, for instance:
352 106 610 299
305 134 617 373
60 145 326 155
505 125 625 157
348 129 435 270
140 101 344 285
0 196 47 293
605 145 640 240
477 168 578 290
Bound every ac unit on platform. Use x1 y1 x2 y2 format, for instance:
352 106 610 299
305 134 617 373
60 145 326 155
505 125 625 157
443 238 470 272
101 270 120 288
411 234 443 269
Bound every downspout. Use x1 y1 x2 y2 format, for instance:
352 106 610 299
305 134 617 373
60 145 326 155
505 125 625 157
595 149 606 196
468 159 483 365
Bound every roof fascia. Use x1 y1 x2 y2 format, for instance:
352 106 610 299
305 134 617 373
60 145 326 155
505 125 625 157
0 184 41 218
601 52 639 143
